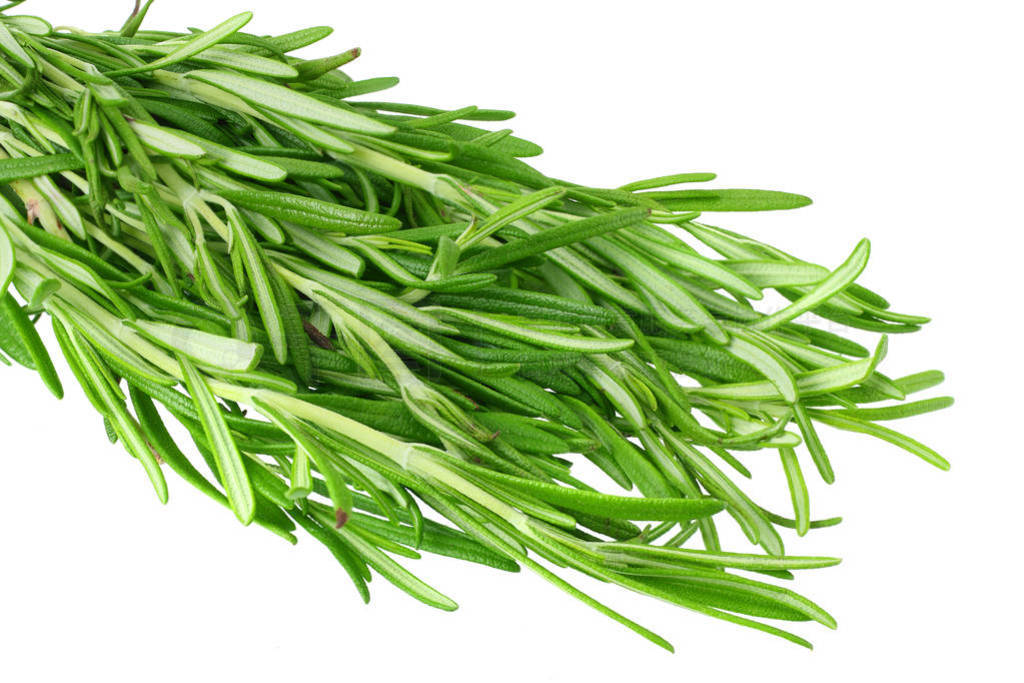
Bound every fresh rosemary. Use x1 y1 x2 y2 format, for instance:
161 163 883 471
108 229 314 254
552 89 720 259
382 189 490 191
0 2 951 650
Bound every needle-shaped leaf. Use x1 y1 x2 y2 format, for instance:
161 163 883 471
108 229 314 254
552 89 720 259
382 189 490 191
752 239 871 331
0 14 43 34
131 319 262 372
640 239 762 299
723 260 829 288
456 208 647 274
291 48 362 82
129 384 228 507
220 189 401 235
469 466 724 521
266 265 312 385
794 403 834 484
264 26 334 53
63 327 167 502
128 120 206 159
110 12 254 76
340 525 458 611
313 288 517 376
0 19 32 68
779 447 810 536
810 410 951 470
120 0 156 37
694 336 887 401
590 236 728 343
643 188 813 212
826 396 954 421
723 329 798 403
0 218 13 296
259 109 356 154
177 355 255 524
287 511 370 603
618 172 717 192
0 291 62 398
279 222 364 277
187 69 395 135
428 306 634 353
599 543 838 570
225 209 287 364
0 153 85 183
175 131 286 182
135 44 299 79
456 186 566 249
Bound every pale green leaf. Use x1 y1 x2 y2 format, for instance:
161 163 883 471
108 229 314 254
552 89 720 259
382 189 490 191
187 69 395 135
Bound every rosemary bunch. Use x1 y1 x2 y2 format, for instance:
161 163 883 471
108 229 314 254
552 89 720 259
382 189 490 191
0 2 951 650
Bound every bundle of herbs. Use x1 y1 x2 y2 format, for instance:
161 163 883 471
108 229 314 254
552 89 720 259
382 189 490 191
0 1 952 650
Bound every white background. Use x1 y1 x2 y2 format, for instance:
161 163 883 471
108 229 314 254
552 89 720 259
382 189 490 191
1 1 1021 680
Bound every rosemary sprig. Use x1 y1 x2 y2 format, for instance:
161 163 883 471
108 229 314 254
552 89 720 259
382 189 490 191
0 2 951 651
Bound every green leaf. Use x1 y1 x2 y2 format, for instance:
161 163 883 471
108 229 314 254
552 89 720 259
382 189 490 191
646 188 813 212
341 525 458 611
519 550 676 651
314 289 516 376
0 217 13 296
220 189 401 235
279 222 364 277
0 292 62 398
292 48 362 82
752 239 871 331
793 403 834 484
258 109 356 154
137 44 299 79
256 155 344 180
129 385 229 507
456 208 647 274
429 306 634 353
63 327 167 502
177 355 255 524
468 464 724 521
639 239 762 299
120 0 156 37
0 16 51 36
724 260 828 288
599 543 838 570
187 69 395 135
320 76 400 99
226 209 287 364
176 131 286 182
694 336 887 402
288 511 370 603
827 396 954 421
131 319 263 372
264 26 334 53
810 410 951 470
0 153 85 183
723 329 798 403
456 186 566 249
128 120 206 159
0 18 32 68
779 448 810 536
111 12 254 76
267 264 311 384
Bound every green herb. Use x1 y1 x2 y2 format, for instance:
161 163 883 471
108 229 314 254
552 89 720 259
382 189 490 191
0 2 951 652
